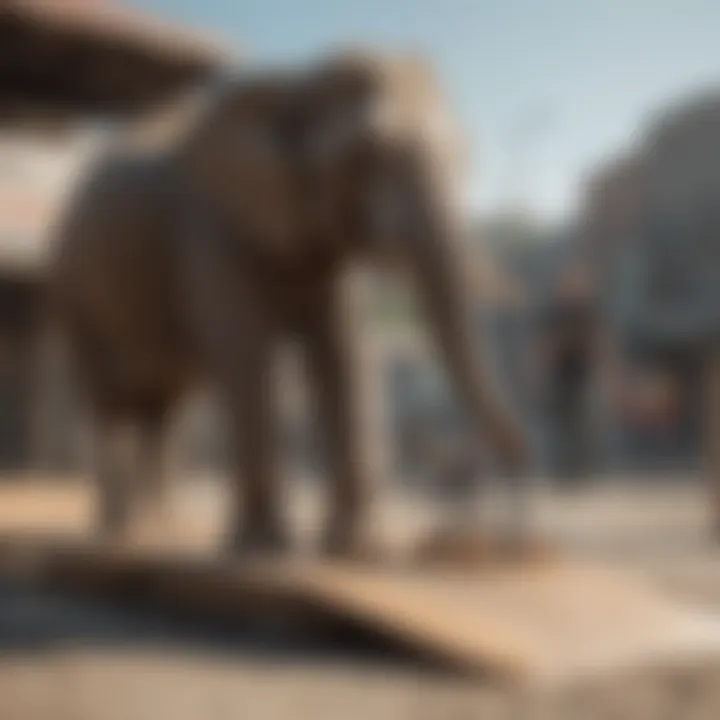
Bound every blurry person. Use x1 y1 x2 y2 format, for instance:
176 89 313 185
537 264 602 486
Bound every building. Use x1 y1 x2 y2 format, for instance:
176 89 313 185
577 88 720 471
581 153 645 274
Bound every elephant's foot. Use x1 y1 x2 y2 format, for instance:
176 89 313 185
95 511 133 546
225 521 292 559
95 502 130 544
319 520 381 565
491 416 531 476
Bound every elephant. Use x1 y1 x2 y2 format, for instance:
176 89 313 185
49 50 529 559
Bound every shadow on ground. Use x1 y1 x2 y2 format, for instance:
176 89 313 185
0 580 437 673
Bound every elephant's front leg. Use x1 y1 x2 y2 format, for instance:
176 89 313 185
179 229 287 556
217 340 287 556
305 280 377 560
222 331 290 556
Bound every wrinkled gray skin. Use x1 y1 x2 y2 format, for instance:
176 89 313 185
50 51 528 558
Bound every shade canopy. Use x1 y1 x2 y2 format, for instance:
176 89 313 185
0 0 228 121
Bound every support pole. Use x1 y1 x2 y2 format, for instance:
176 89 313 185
705 350 720 538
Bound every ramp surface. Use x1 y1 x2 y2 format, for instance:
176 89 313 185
2 479 720 686
287 561 720 684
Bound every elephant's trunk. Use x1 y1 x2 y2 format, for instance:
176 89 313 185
403 168 528 472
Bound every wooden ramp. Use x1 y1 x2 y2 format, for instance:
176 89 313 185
2 480 720 686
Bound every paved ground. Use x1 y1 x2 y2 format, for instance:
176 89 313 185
2 475 720 719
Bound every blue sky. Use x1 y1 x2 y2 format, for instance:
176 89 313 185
131 0 720 222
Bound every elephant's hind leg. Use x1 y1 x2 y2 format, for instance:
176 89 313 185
92 412 135 540
131 407 175 539
66 319 135 539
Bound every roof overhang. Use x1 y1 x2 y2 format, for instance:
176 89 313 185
0 0 232 120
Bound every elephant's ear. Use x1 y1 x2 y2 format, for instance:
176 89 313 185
303 52 389 162
301 51 464 244
303 50 446 156
169 71 299 254
297 52 398 243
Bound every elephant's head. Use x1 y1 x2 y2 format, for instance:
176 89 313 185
300 50 528 471
299 52 466 257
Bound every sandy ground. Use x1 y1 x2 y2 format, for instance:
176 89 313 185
2 474 720 719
